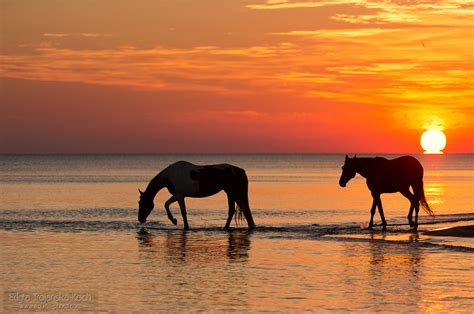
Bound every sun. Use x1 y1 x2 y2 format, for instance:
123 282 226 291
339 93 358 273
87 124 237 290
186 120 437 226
420 129 446 154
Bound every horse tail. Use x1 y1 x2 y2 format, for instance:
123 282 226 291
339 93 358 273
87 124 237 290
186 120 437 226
234 203 245 226
420 190 434 216
232 166 256 229
414 179 434 216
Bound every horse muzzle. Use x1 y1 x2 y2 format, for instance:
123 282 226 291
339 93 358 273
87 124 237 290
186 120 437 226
138 216 147 223
339 180 347 188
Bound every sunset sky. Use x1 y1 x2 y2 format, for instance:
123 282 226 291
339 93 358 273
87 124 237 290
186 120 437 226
1 0 473 153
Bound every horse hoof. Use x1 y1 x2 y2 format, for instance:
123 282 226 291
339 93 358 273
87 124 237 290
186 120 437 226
171 218 177 225
409 221 415 228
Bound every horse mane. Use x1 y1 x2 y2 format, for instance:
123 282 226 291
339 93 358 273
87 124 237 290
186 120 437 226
353 156 388 166
353 156 389 178
374 156 389 163
144 172 164 197
357 156 388 164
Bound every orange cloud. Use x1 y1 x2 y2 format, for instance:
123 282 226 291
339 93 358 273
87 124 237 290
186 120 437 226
1 0 472 152
247 0 353 10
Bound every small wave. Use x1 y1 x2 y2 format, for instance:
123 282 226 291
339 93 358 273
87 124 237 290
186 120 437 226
1 213 473 252
0 208 132 219
321 235 474 253
0 219 143 233
1 211 473 234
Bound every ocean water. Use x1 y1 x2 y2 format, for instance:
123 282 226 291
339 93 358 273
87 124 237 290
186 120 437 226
1 154 473 312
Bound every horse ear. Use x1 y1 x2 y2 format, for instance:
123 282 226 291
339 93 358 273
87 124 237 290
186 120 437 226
138 189 144 195
345 155 349 161
354 155 357 159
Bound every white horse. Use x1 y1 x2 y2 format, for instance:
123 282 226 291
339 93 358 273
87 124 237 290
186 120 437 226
138 161 256 230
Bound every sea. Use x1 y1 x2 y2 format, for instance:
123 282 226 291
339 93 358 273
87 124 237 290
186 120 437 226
1 154 473 312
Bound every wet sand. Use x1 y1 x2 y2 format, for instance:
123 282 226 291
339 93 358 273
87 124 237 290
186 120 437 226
424 225 474 238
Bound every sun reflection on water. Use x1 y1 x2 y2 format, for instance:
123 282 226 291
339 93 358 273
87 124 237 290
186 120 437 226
424 182 445 205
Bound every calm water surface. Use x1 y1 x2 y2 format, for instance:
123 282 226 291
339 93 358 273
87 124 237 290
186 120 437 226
1 154 473 312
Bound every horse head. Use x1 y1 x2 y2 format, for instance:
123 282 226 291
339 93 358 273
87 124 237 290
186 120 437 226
339 155 357 187
138 189 154 223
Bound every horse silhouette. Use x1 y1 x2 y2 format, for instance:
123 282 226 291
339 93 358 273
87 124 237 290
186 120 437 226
339 155 433 231
138 161 256 230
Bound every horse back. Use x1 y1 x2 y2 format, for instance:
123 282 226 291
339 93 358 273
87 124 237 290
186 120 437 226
163 161 246 197
385 156 423 177
373 156 423 192
192 164 247 196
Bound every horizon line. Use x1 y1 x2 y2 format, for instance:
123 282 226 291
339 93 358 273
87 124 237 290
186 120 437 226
0 152 472 156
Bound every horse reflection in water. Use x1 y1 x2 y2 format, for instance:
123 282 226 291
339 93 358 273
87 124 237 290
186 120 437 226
138 161 256 230
367 234 423 308
136 228 251 263
339 155 433 231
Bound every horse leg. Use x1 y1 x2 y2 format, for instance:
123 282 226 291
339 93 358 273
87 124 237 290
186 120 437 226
400 188 416 228
374 195 387 231
412 180 428 232
224 193 235 230
164 195 178 225
177 196 189 230
236 197 256 230
413 202 420 232
368 196 377 229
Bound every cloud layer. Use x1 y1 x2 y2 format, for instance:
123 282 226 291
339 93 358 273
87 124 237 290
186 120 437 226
1 0 472 152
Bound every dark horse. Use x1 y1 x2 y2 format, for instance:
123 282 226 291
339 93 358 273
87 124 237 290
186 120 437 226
339 155 433 231
138 161 256 230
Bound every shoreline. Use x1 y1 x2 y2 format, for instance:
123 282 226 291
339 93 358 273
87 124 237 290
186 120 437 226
424 225 474 238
